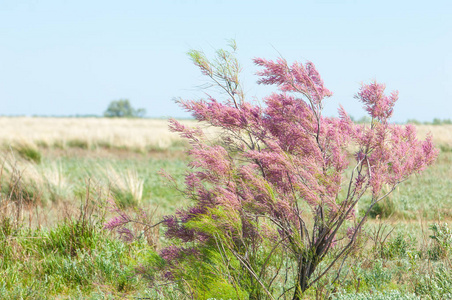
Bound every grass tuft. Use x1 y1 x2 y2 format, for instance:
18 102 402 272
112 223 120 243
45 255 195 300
14 143 42 163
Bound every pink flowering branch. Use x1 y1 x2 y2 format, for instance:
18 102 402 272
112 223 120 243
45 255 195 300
104 197 163 244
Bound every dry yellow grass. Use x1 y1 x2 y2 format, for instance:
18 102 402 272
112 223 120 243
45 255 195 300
413 124 452 147
0 117 198 150
0 117 450 150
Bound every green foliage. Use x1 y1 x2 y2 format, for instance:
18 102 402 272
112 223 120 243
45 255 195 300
165 246 252 299
111 188 139 208
186 39 243 104
182 259 248 299
67 139 89 149
381 233 416 259
0 210 153 298
0 216 17 238
360 260 393 290
439 144 452 153
414 266 452 299
104 99 146 118
0 170 43 204
165 205 294 299
333 290 420 300
38 219 98 257
0 219 21 270
369 197 396 219
14 143 42 163
428 223 452 260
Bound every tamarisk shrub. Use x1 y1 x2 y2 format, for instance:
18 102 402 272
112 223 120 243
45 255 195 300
163 45 438 299
115 42 438 299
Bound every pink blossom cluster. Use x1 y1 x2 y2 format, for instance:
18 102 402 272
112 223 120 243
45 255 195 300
254 58 333 107
355 81 398 122
103 198 131 231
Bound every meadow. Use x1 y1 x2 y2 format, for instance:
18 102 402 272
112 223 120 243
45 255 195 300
1 117 452 299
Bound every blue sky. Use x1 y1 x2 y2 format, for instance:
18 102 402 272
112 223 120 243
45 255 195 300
0 0 451 122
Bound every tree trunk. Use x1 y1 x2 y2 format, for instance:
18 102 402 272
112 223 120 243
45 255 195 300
292 254 319 300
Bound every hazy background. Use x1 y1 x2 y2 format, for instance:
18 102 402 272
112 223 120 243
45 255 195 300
1 0 451 122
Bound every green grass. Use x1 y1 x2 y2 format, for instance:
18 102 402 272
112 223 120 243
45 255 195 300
49 155 189 212
1 149 190 213
0 148 451 299
0 148 190 298
389 152 452 219
0 223 155 299
357 152 452 220
14 143 42 163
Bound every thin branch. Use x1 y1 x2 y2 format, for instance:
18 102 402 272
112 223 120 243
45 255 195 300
231 249 277 300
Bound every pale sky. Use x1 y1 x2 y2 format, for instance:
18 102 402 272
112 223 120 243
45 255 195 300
1 0 451 122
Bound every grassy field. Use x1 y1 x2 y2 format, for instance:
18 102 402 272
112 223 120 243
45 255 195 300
0 117 225 152
0 117 451 299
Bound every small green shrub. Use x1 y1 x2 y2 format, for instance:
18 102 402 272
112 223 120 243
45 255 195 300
428 223 452 260
1 172 43 204
363 260 393 290
0 216 16 238
67 139 89 149
15 144 42 163
381 233 416 259
112 189 138 208
369 197 396 219
439 144 452 153
40 220 98 257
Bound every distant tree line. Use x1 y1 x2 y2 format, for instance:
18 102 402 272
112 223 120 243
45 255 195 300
406 118 452 125
104 99 146 118
349 115 452 125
